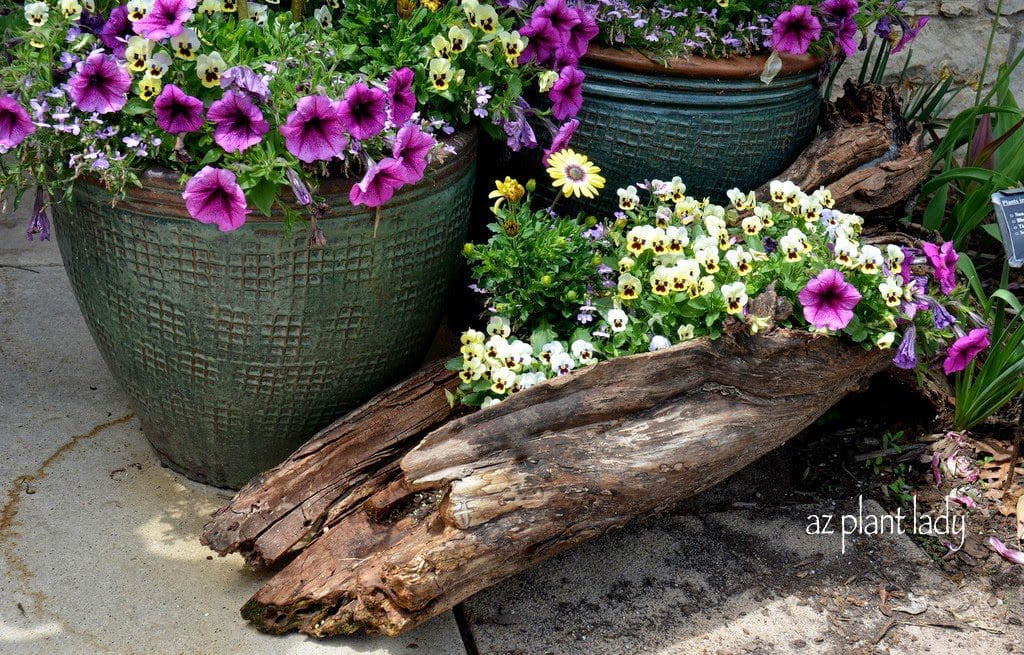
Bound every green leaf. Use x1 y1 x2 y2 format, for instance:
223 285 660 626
246 177 279 218
445 356 465 371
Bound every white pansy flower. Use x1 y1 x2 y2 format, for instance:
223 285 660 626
146 52 173 78
607 308 629 332
550 351 575 375
648 335 671 352
721 281 748 315
196 52 227 88
486 315 511 338
24 2 49 27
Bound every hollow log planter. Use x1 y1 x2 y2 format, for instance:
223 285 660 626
206 328 889 637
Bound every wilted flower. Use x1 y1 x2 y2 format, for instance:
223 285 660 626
220 66 271 104
182 166 250 232
99 5 132 55
892 324 918 369
25 188 49 241
988 537 1024 566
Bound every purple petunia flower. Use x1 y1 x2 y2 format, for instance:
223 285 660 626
833 17 858 57
821 0 859 20
339 82 387 141
25 188 49 242
930 299 957 330
502 100 538 151
797 268 861 331
280 95 348 163
549 66 585 120
520 17 562 65
387 68 417 126
349 158 407 208
543 118 578 165
557 6 599 65
133 0 196 41
391 124 435 183
68 53 131 114
771 5 822 55
0 94 36 149
154 84 204 134
892 16 929 53
892 324 917 369
220 66 271 104
182 166 249 232
207 91 270 153
922 241 958 295
943 327 990 374
99 5 132 56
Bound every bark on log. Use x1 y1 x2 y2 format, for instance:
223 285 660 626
755 81 931 218
200 359 462 568
238 329 889 637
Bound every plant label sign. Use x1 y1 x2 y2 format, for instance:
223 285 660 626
992 188 1024 268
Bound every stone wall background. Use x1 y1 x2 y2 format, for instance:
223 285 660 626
836 1 1024 112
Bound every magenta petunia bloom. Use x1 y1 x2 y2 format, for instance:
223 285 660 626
339 82 387 141
892 16 929 53
821 0 858 20
558 7 599 64
207 91 269 153
771 5 822 55
391 124 435 183
533 0 581 39
0 94 36 149
154 84 204 134
68 53 131 114
942 327 990 375
349 158 407 208
133 0 196 40
387 67 417 126
833 17 858 56
182 166 249 232
543 118 578 165
280 95 348 163
549 66 585 120
99 5 132 56
922 240 958 295
797 268 862 331
520 18 562 65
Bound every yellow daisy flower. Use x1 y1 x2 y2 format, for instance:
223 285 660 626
546 149 605 199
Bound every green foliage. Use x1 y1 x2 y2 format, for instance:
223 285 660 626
466 194 600 336
919 48 1024 249
951 281 1024 431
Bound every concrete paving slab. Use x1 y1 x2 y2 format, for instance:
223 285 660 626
0 263 468 655
463 498 1023 654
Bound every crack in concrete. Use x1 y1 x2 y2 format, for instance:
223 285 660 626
0 412 135 651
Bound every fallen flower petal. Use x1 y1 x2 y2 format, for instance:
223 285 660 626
988 536 1024 565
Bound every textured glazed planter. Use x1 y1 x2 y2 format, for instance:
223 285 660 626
575 46 823 212
53 131 477 489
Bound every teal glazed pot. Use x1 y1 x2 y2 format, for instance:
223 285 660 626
575 46 823 212
53 130 477 489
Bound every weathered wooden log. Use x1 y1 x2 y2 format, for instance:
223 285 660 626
200 359 462 568
755 81 931 217
238 328 889 637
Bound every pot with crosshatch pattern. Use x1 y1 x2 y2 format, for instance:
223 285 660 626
53 130 476 489
573 46 823 212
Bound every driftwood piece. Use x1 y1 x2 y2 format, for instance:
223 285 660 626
756 81 931 218
200 359 461 568
238 329 889 637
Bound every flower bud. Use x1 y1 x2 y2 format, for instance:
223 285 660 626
525 178 536 192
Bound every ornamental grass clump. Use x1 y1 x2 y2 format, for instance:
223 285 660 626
451 157 989 408
0 0 596 237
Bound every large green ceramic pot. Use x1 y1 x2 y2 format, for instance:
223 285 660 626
53 130 476 489
575 46 823 212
